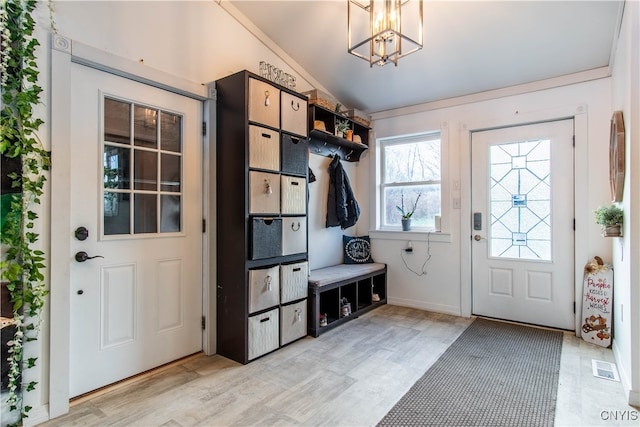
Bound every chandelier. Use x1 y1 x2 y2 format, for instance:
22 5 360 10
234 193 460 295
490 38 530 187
348 0 423 67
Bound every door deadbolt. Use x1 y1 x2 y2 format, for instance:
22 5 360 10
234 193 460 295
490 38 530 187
74 226 89 241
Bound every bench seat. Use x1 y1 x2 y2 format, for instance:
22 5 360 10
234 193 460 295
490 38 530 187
308 263 387 288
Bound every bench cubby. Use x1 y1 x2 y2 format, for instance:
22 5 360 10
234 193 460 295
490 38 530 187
308 263 387 337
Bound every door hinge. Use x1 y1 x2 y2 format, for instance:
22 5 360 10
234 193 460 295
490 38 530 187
202 121 207 136
202 316 206 330
202 219 206 233
572 135 575 147
573 219 575 230
573 302 576 313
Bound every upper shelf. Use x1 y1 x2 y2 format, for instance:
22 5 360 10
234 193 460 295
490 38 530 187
308 130 368 162
307 104 371 162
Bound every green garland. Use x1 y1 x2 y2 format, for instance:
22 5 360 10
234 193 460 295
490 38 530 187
0 0 50 424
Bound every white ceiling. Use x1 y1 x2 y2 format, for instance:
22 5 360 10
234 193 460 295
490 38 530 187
226 0 623 115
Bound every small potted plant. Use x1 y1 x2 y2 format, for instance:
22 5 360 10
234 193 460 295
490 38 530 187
335 119 350 138
594 204 623 237
396 191 421 231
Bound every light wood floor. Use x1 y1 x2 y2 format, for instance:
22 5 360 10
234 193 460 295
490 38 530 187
39 305 637 426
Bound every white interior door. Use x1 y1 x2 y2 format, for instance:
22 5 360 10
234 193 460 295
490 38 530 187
69 63 203 397
471 120 575 330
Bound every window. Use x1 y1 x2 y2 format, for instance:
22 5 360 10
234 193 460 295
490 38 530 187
103 97 183 236
380 132 441 229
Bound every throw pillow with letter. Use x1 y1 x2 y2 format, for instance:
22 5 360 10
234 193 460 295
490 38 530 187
343 235 374 264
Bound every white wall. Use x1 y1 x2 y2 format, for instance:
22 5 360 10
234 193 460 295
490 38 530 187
362 79 612 317
19 0 637 421
307 154 363 269
51 1 315 90
610 0 640 406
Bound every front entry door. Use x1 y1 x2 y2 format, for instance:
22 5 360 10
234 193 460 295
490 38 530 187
471 120 575 330
69 63 203 397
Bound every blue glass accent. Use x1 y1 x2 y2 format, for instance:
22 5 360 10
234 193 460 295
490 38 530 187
512 194 527 207
512 232 527 246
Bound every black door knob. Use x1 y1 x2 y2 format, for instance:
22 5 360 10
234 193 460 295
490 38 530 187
77 290 84 295
75 251 104 262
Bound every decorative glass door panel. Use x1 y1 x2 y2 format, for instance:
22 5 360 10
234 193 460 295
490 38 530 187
489 139 551 261
103 97 183 236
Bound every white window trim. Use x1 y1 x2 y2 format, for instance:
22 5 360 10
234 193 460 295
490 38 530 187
375 122 450 234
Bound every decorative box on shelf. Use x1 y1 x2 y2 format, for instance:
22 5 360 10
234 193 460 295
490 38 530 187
302 89 340 112
345 108 371 127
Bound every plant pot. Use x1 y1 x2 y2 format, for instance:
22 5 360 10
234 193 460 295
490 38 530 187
401 218 411 231
602 224 622 237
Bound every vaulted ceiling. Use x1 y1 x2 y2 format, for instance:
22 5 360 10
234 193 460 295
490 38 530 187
226 0 624 115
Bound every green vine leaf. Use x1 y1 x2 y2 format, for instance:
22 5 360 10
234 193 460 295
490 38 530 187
1 0 50 423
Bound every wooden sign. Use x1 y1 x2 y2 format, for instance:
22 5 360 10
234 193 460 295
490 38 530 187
259 61 296 90
581 257 613 347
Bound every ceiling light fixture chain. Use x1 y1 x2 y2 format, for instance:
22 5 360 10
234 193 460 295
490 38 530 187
348 0 423 67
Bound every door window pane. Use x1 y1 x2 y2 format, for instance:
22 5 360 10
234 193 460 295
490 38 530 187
161 195 181 232
161 112 182 153
134 105 158 148
104 145 130 190
161 153 181 192
104 98 131 145
104 192 130 235
489 139 551 260
134 193 157 234
134 150 157 191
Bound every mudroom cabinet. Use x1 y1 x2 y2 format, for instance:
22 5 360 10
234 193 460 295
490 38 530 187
215 70 309 364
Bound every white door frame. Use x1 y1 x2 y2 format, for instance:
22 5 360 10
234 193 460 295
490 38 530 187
460 105 588 334
49 34 214 418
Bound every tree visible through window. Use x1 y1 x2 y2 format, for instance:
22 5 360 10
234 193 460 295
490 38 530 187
380 132 441 229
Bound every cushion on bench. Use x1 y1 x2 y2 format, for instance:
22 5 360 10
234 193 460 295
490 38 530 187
308 263 386 288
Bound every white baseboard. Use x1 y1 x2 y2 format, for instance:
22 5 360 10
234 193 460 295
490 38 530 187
612 339 640 407
387 297 461 316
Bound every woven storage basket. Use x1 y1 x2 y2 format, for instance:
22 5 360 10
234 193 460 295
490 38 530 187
303 89 339 112
281 134 308 175
250 218 282 259
346 109 371 127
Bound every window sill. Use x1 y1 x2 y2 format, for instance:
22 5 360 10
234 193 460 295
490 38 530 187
369 229 452 243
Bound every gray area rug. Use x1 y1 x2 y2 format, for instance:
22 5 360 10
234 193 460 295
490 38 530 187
378 318 563 427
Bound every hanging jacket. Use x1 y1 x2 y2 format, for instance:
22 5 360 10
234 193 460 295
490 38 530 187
326 155 360 229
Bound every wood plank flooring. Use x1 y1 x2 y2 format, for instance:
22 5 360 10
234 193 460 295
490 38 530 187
39 305 636 426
